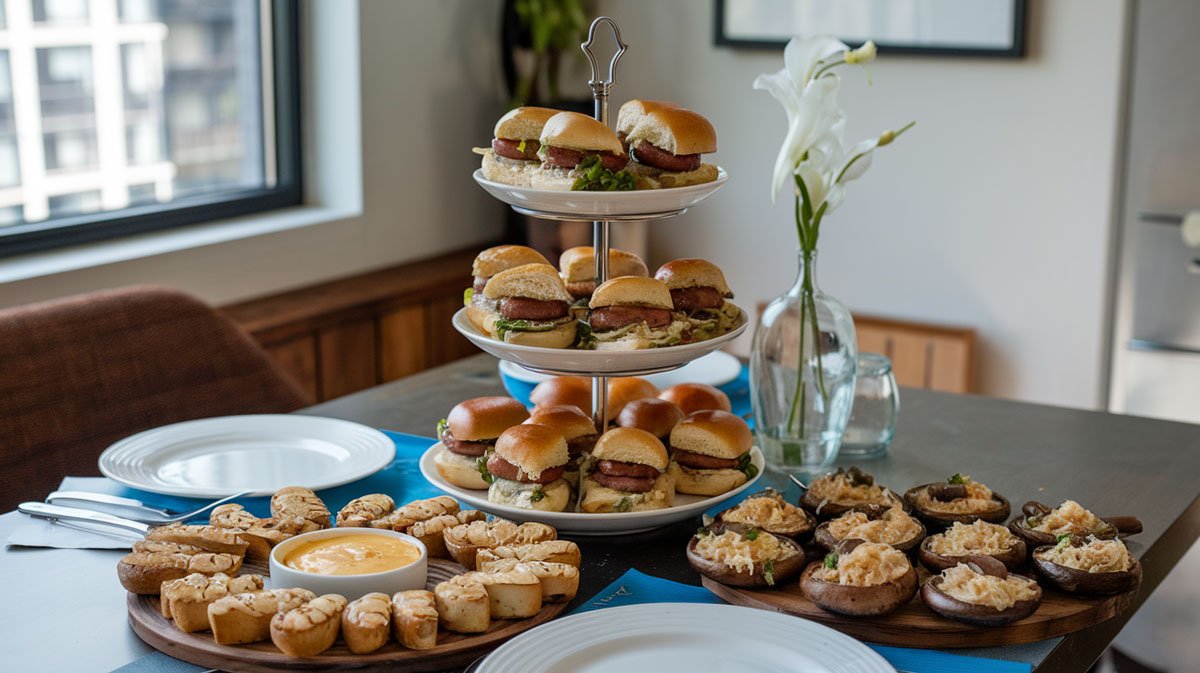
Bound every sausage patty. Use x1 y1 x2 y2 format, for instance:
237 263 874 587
567 434 598 459
543 146 628 171
589 306 671 330
591 471 655 493
565 280 596 300
670 287 725 313
487 455 566 485
499 297 569 321
632 141 701 173
441 429 490 457
672 448 739 470
597 460 661 479
492 137 540 161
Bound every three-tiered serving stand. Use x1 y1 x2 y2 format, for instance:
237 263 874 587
461 16 744 435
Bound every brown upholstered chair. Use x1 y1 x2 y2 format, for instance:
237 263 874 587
0 286 313 512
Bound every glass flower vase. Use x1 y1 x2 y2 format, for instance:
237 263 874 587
750 250 857 476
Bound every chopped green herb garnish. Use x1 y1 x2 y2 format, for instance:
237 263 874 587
763 559 776 586
530 487 545 502
948 473 968 485
436 418 449 437
614 496 633 513
463 287 474 307
475 456 494 484
1055 533 1072 549
571 155 636 192
742 528 759 541
737 453 759 479
695 526 710 537
823 552 839 569
573 320 595 349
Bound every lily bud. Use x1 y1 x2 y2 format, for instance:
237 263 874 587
878 130 895 146
845 41 877 65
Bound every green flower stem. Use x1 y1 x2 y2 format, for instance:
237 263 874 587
785 174 831 451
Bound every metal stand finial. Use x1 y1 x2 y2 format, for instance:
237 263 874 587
581 16 628 433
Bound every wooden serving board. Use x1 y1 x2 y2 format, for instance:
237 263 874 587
702 576 1139 648
128 560 568 673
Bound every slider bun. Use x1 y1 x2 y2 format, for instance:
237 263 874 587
607 377 660 418
559 246 649 284
483 263 573 302
591 427 669 471
448 396 530 441
616 99 682 135
465 303 491 333
489 478 571 512
540 112 625 155
473 245 550 279
627 107 717 156
579 471 675 512
659 383 732 415
589 276 673 310
654 259 732 296
526 405 596 441
481 316 577 348
495 424 569 476
617 398 684 439
481 150 538 188
670 463 747 496
670 410 753 459
530 377 591 415
434 448 490 490
494 106 559 140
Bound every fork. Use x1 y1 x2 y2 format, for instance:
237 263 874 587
44 490 254 524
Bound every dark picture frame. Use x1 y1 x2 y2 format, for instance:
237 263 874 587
714 0 1026 58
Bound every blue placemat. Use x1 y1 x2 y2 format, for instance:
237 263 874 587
500 364 753 422
62 431 442 520
574 569 1032 673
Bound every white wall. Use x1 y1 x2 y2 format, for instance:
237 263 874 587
599 0 1128 408
0 0 507 309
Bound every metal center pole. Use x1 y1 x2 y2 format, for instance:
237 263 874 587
581 17 627 433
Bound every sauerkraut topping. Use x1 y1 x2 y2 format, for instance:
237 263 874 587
721 495 807 531
914 476 999 514
693 530 797 576
1030 500 1106 535
1036 536 1134 573
812 542 910 587
938 564 1040 610
825 504 922 546
807 469 890 508
927 520 1017 556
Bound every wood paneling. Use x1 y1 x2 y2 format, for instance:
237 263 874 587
223 245 491 402
379 305 429 382
265 335 318 401
318 319 377 400
855 314 976 393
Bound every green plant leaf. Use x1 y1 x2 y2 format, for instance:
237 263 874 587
436 418 449 437
476 456 495 484
823 552 838 569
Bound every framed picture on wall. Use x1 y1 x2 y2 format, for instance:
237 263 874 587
714 0 1027 57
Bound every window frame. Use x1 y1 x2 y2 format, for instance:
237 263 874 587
0 0 303 259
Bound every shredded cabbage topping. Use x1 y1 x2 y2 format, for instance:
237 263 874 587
811 542 910 587
807 471 890 508
1036 536 1134 573
938 564 1040 610
927 520 1018 556
825 504 922 546
693 530 797 576
1030 500 1107 535
914 476 999 514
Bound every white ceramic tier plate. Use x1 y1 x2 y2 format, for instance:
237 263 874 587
452 307 748 376
472 168 728 219
419 443 763 535
475 603 894 673
499 350 742 388
99 415 395 498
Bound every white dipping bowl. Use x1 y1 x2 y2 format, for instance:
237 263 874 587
268 527 427 600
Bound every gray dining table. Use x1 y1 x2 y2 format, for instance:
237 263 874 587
3 353 1199 673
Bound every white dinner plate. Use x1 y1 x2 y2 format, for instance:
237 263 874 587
99 415 395 498
499 350 743 388
453 307 748 376
419 442 763 535
475 603 894 673
472 168 728 220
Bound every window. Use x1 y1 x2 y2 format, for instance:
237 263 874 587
0 0 300 257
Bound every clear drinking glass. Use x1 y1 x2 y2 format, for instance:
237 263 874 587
840 353 900 458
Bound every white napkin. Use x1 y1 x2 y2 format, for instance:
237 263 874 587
6 519 140 550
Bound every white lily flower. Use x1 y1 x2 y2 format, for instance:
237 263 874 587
753 36 848 203
845 40 877 65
